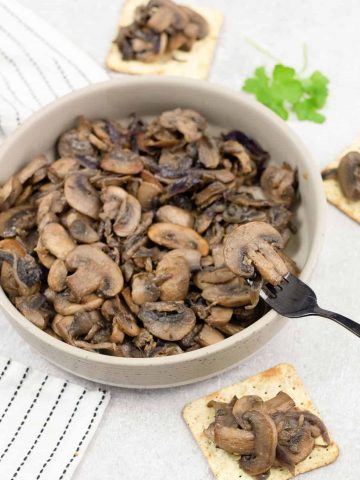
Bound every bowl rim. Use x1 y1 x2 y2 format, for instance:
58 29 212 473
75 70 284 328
0 76 326 367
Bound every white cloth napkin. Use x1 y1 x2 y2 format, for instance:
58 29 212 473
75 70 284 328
0 1 112 479
0 0 108 138
0 355 110 480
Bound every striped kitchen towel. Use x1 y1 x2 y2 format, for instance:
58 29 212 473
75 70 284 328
0 2 111 479
0 0 108 139
0 356 110 480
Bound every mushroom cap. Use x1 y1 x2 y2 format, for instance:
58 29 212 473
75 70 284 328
224 221 289 285
17 155 49 184
260 163 295 206
63 211 99 244
101 186 141 237
232 395 264 430
48 259 68 292
138 301 196 341
0 205 36 238
213 425 255 455
337 151 360 200
156 205 194 228
201 279 252 307
65 245 124 300
148 222 209 256
101 147 144 175
41 223 76 260
102 296 140 337
131 273 160 305
239 410 278 476
197 324 224 347
156 252 190 301
64 173 100 219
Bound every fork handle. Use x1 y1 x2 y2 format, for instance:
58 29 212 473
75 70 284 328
314 306 360 338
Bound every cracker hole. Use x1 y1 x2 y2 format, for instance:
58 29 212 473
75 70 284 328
300 402 304 406
309 456 312 460
292 387 296 390
326 448 329 451
278 384 282 388
252 385 256 389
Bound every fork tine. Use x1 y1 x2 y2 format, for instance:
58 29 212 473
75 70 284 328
261 283 277 299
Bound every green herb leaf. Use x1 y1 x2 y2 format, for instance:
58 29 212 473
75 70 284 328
242 64 329 123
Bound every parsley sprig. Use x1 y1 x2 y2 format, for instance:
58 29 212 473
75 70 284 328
243 64 329 123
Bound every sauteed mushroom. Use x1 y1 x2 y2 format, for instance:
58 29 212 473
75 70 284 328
138 301 196 341
337 151 360 200
115 1 208 63
64 174 100 219
0 108 299 356
205 391 330 477
65 245 124 299
224 222 289 285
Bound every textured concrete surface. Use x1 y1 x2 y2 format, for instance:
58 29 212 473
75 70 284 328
1 0 359 478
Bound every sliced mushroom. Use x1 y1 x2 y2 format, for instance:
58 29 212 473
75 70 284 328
57 118 97 161
198 136 220 169
194 182 226 207
159 109 206 143
101 147 144 175
207 397 238 428
148 222 209 256
163 248 201 271
48 259 68 292
0 239 27 297
131 273 160 305
101 186 141 237
156 205 194 228
45 289 104 315
232 395 264 430
197 324 224 346
214 425 255 455
279 410 330 445
276 430 315 474
17 155 49 184
15 293 52 330
0 176 22 211
64 173 100 219
52 310 102 342
194 266 236 290
62 211 98 244
201 278 252 307
138 301 196 341
37 191 67 226
205 306 233 327
65 245 124 300
35 236 55 269
337 151 360 200
0 205 36 238
239 411 278 476
0 249 42 296
264 391 295 415
261 163 296 206
156 252 190 301
102 296 140 337
137 181 163 209
224 222 290 285
48 157 79 182
41 223 76 260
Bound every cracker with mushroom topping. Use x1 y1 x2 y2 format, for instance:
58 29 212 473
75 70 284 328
183 364 339 480
322 136 360 224
106 0 223 79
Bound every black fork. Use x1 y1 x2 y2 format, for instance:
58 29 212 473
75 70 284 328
260 273 360 338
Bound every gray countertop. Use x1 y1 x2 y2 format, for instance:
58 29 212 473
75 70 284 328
2 0 360 478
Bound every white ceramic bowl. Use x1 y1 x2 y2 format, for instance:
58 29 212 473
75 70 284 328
0 77 325 388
